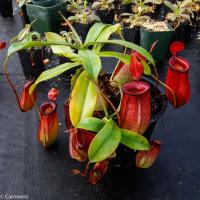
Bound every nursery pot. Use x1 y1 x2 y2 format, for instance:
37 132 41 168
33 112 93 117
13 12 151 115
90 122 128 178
20 5 30 26
18 48 45 80
32 0 56 6
26 0 67 33
96 9 115 24
119 3 132 14
122 23 140 44
151 4 164 20
0 0 13 17
73 22 94 42
140 26 174 61
111 77 168 168
173 23 192 43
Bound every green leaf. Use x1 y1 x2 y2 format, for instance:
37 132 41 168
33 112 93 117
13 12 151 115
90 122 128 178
84 23 108 44
17 24 31 41
105 40 155 65
78 50 102 80
29 62 80 94
142 60 151 75
164 0 175 11
18 0 26 7
120 129 150 150
77 117 105 132
98 51 130 65
71 68 83 89
7 41 77 57
145 0 162 4
88 119 121 163
93 23 122 51
45 32 76 59
69 71 97 127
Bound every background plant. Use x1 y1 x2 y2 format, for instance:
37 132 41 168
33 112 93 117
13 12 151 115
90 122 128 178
16 0 32 8
92 0 115 10
164 0 195 28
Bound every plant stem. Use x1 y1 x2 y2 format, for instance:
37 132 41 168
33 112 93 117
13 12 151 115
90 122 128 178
85 75 121 126
150 74 177 107
59 12 83 46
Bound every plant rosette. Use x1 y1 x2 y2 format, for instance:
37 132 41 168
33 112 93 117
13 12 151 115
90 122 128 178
164 0 196 29
4 21 191 184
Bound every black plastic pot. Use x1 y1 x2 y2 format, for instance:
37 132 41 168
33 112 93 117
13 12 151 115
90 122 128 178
192 12 200 28
0 0 13 17
18 49 45 80
140 26 174 61
26 0 67 33
73 22 94 42
173 23 192 43
111 77 168 168
122 23 140 44
151 4 164 20
96 9 115 24
20 5 30 26
119 3 132 14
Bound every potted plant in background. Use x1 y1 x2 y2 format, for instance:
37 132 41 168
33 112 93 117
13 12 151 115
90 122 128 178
9 24 45 80
118 0 133 13
16 0 31 26
190 0 200 29
118 13 150 44
0 0 13 17
26 0 67 33
67 0 100 41
92 0 115 23
66 0 84 16
164 0 195 42
140 20 174 61
4 22 191 184
118 0 162 44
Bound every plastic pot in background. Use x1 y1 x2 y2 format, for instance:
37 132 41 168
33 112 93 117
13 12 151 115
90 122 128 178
18 48 45 80
26 0 67 33
122 23 140 44
0 0 13 17
32 0 56 6
119 3 132 14
20 5 30 26
151 4 165 20
140 26 174 61
73 22 94 42
173 23 192 43
96 9 115 24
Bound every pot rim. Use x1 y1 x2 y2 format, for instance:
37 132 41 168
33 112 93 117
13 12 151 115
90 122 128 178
122 80 150 96
40 101 57 115
169 56 190 73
